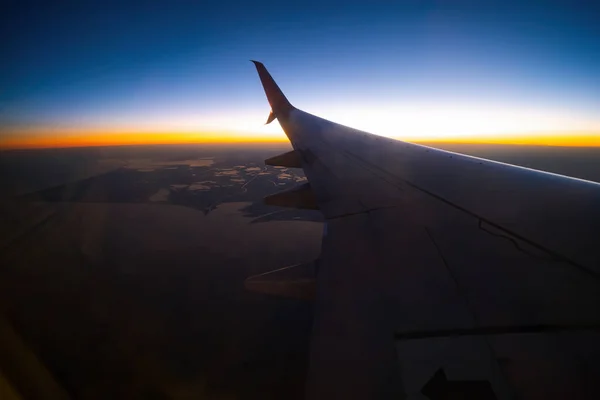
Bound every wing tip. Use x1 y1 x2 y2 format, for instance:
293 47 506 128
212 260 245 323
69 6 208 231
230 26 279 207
250 60 294 115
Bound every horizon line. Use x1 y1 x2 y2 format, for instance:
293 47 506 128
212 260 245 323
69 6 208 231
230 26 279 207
3 138 600 151
1 128 599 150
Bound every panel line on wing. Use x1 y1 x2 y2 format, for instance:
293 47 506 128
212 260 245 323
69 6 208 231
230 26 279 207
425 227 513 397
477 220 557 262
324 205 397 221
331 146 600 281
394 324 600 341
301 137 593 279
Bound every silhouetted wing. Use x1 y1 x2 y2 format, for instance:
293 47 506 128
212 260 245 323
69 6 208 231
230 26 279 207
251 61 600 400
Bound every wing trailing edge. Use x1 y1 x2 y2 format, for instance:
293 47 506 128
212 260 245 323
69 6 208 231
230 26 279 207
263 182 318 210
244 261 317 300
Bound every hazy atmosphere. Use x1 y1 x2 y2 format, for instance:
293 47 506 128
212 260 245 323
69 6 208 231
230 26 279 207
2 1 599 148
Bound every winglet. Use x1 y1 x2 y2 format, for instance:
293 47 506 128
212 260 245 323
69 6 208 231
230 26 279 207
251 60 294 119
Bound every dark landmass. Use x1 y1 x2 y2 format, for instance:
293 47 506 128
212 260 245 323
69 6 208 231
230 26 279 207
19 151 321 223
0 142 598 399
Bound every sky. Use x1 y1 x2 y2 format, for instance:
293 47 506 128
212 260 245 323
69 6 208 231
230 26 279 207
1 0 599 149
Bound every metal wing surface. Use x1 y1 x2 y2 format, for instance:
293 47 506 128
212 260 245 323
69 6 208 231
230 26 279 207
251 61 600 400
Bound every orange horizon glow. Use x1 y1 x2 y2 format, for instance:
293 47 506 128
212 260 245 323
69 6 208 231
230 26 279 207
1 128 600 150
413 134 600 147
0 129 290 150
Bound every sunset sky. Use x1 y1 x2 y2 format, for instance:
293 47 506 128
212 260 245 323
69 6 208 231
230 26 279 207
2 1 599 149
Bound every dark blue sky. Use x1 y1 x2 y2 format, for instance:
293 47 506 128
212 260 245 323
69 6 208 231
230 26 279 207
2 1 599 144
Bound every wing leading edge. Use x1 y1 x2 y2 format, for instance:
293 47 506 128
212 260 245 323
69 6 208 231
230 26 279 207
250 61 600 399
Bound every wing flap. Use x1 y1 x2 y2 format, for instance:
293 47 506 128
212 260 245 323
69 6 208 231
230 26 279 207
264 149 302 168
263 182 319 210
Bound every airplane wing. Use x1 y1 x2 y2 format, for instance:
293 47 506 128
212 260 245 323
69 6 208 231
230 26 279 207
249 61 600 400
